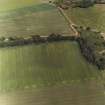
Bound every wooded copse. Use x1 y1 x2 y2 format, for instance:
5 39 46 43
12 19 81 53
77 27 105 70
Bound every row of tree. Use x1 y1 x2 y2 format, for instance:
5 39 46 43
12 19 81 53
0 34 76 48
55 0 104 8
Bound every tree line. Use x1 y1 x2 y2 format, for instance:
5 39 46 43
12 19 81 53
55 0 104 8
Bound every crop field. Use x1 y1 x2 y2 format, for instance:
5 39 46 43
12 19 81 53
0 0 44 12
0 84 105 105
0 41 101 92
65 4 105 32
0 1 105 105
0 42 104 105
0 3 73 37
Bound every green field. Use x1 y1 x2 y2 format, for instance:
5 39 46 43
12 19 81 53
0 3 72 37
66 4 105 32
0 0 44 12
0 41 104 105
0 1 105 105
0 41 101 92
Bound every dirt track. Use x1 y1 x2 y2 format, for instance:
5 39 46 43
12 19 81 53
57 7 79 37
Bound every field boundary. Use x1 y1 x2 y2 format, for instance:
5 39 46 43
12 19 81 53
0 34 76 48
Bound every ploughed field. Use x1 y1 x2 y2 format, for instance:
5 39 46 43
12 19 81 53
0 41 104 105
0 84 105 105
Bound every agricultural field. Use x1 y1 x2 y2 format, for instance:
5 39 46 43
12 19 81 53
0 41 101 92
0 3 73 37
65 4 105 32
0 0 44 12
0 1 105 105
0 84 105 105
0 41 104 105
